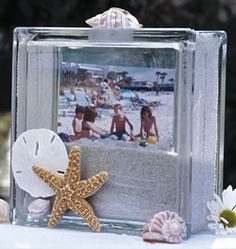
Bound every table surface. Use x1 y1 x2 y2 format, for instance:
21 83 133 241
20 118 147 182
1 224 236 249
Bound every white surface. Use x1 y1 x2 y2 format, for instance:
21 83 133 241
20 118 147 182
0 224 236 249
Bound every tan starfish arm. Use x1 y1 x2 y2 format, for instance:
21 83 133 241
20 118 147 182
75 171 108 198
32 166 64 194
68 198 101 232
64 146 81 187
48 197 68 228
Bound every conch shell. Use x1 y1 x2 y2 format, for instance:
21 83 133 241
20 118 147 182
143 210 186 243
86 8 142 28
0 199 9 223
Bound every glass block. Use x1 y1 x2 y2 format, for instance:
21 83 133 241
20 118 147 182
10 28 227 236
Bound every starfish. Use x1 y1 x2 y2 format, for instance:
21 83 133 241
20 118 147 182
32 146 108 232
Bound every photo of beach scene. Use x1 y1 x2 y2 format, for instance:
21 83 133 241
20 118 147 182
57 63 176 151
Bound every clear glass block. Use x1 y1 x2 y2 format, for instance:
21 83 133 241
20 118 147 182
10 28 227 236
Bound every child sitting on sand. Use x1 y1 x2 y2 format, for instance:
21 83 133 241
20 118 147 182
140 106 159 143
82 106 109 138
72 105 89 139
110 104 133 140
72 105 84 135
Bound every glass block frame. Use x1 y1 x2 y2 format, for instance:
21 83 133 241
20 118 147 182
11 28 226 235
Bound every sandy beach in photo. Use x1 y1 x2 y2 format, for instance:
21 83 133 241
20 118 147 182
57 63 175 152
58 91 174 151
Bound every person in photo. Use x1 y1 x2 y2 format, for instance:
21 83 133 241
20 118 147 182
110 104 133 141
72 105 89 139
82 106 109 139
140 106 159 143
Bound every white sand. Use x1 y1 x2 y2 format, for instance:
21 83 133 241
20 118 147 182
65 144 178 222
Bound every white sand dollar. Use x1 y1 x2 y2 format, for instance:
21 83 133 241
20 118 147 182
12 129 68 198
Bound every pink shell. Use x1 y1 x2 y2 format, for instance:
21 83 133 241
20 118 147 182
28 198 51 219
86 8 142 29
143 210 186 243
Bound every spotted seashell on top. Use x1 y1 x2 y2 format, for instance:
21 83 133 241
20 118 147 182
0 199 9 223
86 8 142 29
143 210 186 243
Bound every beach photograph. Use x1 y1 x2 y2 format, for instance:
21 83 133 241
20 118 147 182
57 63 176 151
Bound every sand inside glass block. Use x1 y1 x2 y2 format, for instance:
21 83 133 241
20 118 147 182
65 144 178 221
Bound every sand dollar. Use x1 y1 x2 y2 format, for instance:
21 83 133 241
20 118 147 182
12 129 68 197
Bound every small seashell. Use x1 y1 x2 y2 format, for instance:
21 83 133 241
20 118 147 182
28 198 51 219
86 8 142 29
143 210 186 243
0 199 9 223
12 129 68 198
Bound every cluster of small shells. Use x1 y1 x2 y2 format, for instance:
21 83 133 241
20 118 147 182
86 7 142 29
0 199 9 223
143 210 186 243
